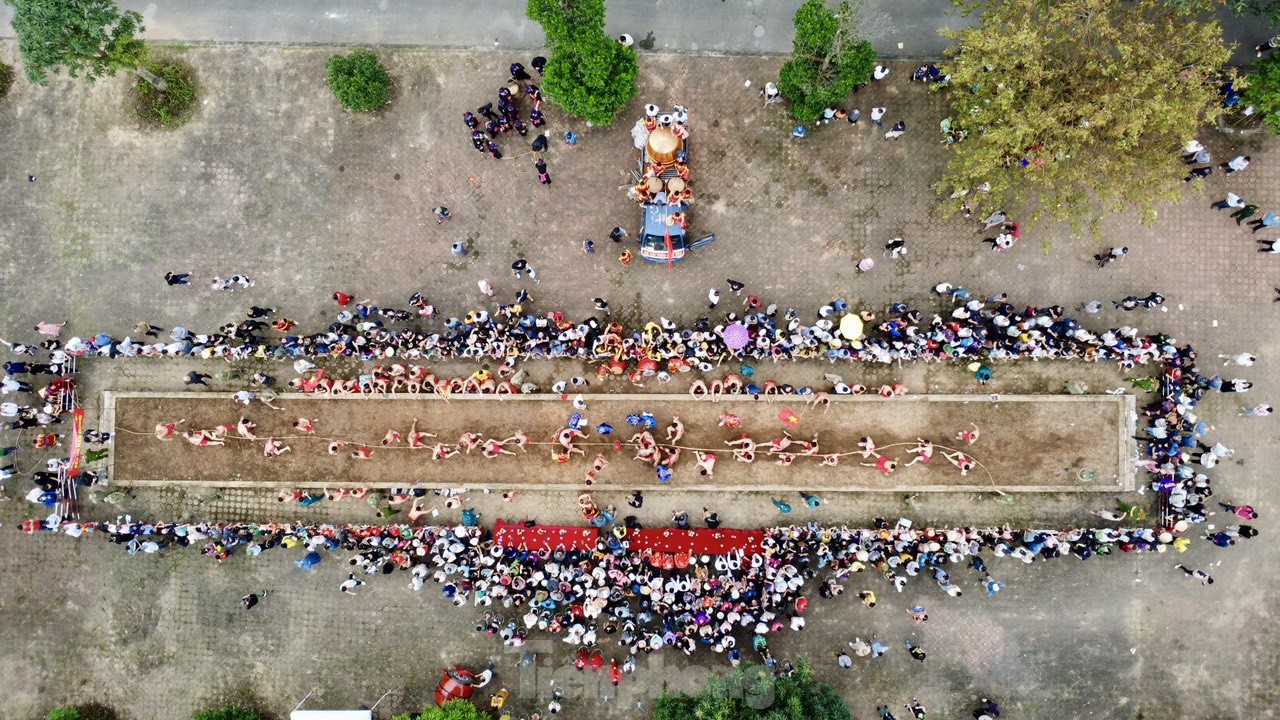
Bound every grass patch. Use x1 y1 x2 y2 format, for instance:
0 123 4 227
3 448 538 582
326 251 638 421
134 59 199 130
44 705 119 720
191 704 263 720
0 62 14 101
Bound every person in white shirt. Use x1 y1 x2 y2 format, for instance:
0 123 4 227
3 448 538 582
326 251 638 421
339 573 366 594
1219 352 1256 366
1223 155 1250 174
1211 192 1245 210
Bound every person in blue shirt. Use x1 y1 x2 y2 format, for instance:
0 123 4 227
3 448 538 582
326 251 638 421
984 575 1004 596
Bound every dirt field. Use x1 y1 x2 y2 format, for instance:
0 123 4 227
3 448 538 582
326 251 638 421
106 392 1133 492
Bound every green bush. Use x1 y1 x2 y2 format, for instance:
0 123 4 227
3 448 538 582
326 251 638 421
190 704 262 720
134 59 198 129
0 62 14 100
1243 52 1280 135
326 49 391 112
405 700 485 720
46 708 81 720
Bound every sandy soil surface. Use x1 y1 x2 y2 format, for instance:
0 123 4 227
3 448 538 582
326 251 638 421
108 392 1132 492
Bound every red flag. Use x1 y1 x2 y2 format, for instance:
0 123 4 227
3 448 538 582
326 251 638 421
664 227 674 273
778 408 800 427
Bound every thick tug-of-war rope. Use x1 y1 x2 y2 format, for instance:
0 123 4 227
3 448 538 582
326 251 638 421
121 414 992 484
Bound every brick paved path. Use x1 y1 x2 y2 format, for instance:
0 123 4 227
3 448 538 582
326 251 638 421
0 48 1275 720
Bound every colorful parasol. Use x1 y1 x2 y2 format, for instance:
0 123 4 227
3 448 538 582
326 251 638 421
838 313 864 340
724 323 750 350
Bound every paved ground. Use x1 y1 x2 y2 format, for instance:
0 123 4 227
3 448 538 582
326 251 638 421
0 45 1278 720
0 0 975 59
0 0 1273 63
107 392 1132 492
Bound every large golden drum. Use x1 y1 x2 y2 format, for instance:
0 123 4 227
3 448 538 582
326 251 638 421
646 127 683 167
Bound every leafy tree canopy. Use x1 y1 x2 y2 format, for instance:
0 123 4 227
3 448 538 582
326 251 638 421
1243 52 1280 135
1228 0 1280 24
45 708 81 720
542 32 638 125
779 0 876 123
936 0 1232 230
527 0 606 47
652 659 851 720
6 0 147 85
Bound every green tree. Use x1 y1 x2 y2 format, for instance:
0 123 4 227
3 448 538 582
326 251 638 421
778 0 877 123
543 34 639 125
652 692 697 720
527 0 638 124
6 0 147 85
653 660 850 720
46 708 81 720
326 49 392 112
527 0 606 46
1228 0 1280 24
1243 53 1280 135
190 705 261 720
936 0 1232 230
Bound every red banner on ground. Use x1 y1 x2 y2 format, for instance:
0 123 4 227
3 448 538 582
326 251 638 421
627 527 764 560
493 520 598 552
